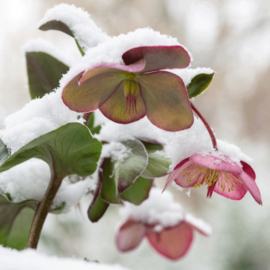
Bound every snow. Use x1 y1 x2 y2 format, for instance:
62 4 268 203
0 246 130 270
59 27 192 88
23 38 75 67
120 188 183 231
98 116 252 172
101 142 132 162
0 89 83 154
119 188 211 234
38 4 109 51
0 158 94 213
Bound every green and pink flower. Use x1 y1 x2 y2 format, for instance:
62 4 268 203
164 153 262 205
62 46 194 131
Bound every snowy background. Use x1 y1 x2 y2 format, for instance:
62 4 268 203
0 0 270 269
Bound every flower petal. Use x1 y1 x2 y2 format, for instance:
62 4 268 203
174 160 204 188
146 222 193 260
116 220 146 252
214 173 247 200
162 158 192 192
62 70 125 113
122 46 190 73
99 81 146 124
190 153 242 174
79 59 146 85
138 71 193 131
240 162 262 205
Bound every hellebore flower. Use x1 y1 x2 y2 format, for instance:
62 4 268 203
62 46 194 131
116 188 211 260
164 153 262 205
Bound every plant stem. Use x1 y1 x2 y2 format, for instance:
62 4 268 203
27 172 62 249
191 102 218 151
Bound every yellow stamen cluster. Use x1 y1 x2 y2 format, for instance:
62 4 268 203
182 165 243 192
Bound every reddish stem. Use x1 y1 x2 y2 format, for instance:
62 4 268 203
191 102 218 151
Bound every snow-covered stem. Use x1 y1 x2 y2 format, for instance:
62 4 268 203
27 171 63 249
191 102 218 151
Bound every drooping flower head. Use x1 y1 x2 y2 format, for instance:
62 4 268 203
164 152 262 205
62 46 194 131
116 188 211 260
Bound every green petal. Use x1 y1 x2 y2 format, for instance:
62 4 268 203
137 71 194 131
62 69 126 113
99 81 146 124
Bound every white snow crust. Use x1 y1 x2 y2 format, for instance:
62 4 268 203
23 38 75 67
0 158 93 212
0 246 130 270
120 188 184 231
120 188 211 234
38 4 109 51
59 27 192 88
0 89 83 154
98 116 251 171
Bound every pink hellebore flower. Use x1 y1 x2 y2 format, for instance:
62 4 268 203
62 46 194 131
165 153 262 205
116 216 210 261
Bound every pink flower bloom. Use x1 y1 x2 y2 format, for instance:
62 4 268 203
164 153 262 205
62 46 194 131
116 215 210 261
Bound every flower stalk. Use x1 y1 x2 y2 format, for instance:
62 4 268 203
190 102 217 151
27 171 62 249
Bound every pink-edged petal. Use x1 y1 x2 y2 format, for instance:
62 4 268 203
239 170 262 205
184 214 211 237
99 81 146 124
241 161 256 179
122 46 191 73
62 71 125 113
116 220 146 252
214 172 247 200
162 158 194 192
190 153 242 174
146 222 193 260
79 59 146 85
138 71 193 131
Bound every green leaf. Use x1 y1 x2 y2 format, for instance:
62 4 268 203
39 20 85 56
26 51 70 99
101 158 119 204
88 164 109 222
187 73 215 98
140 140 171 179
0 139 9 166
101 139 148 203
120 177 153 205
0 194 37 250
86 112 102 135
0 123 102 179
141 155 171 179
115 140 148 193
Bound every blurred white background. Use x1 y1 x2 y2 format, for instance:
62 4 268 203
0 0 270 269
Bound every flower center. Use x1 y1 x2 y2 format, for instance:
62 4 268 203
183 165 243 193
123 80 139 114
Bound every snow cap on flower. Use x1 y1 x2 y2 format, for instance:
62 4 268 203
116 188 211 260
164 152 262 205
